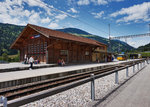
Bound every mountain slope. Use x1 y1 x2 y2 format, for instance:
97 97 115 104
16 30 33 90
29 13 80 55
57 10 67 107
136 43 150 52
56 28 91 35
0 23 134 56
56 28 134 52
0 23 24 55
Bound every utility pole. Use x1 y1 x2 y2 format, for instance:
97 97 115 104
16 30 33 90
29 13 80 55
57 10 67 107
148 24 150 51
109 24 110 39
125 38 127 43
108 24 111 52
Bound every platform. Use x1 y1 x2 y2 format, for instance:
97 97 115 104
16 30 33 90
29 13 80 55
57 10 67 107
0 62 57 72
102 64 150 107
0 59 139 89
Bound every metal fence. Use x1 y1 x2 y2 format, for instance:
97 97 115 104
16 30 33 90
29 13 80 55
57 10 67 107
0 59 149 107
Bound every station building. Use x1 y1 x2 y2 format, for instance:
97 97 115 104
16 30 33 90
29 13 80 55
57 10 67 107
11 24 107 64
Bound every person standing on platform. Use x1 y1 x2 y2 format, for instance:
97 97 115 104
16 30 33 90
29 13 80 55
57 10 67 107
61 59 65 66
147 57 149 64
29 56 34 70
24 54 27 64
26 57 29 64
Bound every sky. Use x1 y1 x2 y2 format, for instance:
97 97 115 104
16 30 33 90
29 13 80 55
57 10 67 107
0 0 150 48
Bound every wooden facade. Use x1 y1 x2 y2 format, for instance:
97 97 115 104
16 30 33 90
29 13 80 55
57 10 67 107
11 24 107 64
92 47 107 62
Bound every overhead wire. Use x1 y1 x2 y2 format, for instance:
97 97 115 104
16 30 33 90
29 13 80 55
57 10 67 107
34 0 109 35
69 0 129 38
35 0 150 42
69 0 150 48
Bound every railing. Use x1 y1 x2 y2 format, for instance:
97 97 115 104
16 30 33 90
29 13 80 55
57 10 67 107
0 59 149 107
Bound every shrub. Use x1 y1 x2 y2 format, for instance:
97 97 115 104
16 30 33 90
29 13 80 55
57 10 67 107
2 53 8 61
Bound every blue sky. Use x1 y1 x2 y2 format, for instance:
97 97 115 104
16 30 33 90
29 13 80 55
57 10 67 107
0 0 150 48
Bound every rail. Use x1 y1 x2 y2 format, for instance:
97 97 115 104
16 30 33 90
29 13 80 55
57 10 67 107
0 59 149 107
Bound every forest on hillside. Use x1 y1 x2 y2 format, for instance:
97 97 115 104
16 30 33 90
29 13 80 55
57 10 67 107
0 23 24 56
0 23 149 59
136 43 150 52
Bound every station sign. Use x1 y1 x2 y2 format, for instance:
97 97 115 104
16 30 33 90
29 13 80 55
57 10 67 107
34 34 40 38
30 34 40 39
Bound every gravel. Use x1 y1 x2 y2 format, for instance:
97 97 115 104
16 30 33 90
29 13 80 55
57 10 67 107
21 66 137 107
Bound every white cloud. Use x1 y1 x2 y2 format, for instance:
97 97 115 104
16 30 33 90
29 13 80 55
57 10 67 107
55 14 67 20
0 0 27 25
127 40 136 47
24 10 31 17
120 37 150 48
91 0 107 5
24 0 68 23
115 0 124 1
110 2 150 23
24 0 45 8
110 0 124 2
8 5 25 17
41 17 51 23
77 0 123 5
92 11 104 18
0 0 68 27
23 0 54 16
67 0 77 6
127 39 141 48
68 8 78 13
48 22 59 28
0 13 20 25
28 11 40 24
77 0 90 5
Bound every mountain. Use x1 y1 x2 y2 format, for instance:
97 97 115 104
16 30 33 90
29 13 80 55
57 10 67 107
0 23 134 56
136 43 150 52
0 23 24 55
56 27 134 52
56 28 91 35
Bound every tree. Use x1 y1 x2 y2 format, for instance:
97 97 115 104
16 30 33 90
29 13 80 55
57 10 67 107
2 53 8 61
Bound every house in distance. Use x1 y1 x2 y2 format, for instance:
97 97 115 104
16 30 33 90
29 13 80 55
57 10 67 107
11 24 107 64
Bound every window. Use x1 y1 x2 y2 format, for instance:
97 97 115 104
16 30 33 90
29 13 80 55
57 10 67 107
37 44 39 53
28 45 30 53
60 50 68 55
41 44 43 53
44 42 47 52
27 42 47 55
85 51 89 55
34 45 36 53
31 44 34 53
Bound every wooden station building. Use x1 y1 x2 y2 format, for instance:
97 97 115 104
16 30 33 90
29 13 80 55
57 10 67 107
11 24 107 64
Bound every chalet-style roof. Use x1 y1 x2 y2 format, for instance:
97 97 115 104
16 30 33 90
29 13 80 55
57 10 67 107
11 24 107 49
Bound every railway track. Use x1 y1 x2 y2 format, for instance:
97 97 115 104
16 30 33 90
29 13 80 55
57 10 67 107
0 60 144 101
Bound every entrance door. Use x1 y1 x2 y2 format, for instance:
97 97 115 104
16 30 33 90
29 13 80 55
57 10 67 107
60 50 68 63
46 50 48 64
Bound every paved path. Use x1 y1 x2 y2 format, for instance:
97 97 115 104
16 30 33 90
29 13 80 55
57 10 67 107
103 64 150 107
